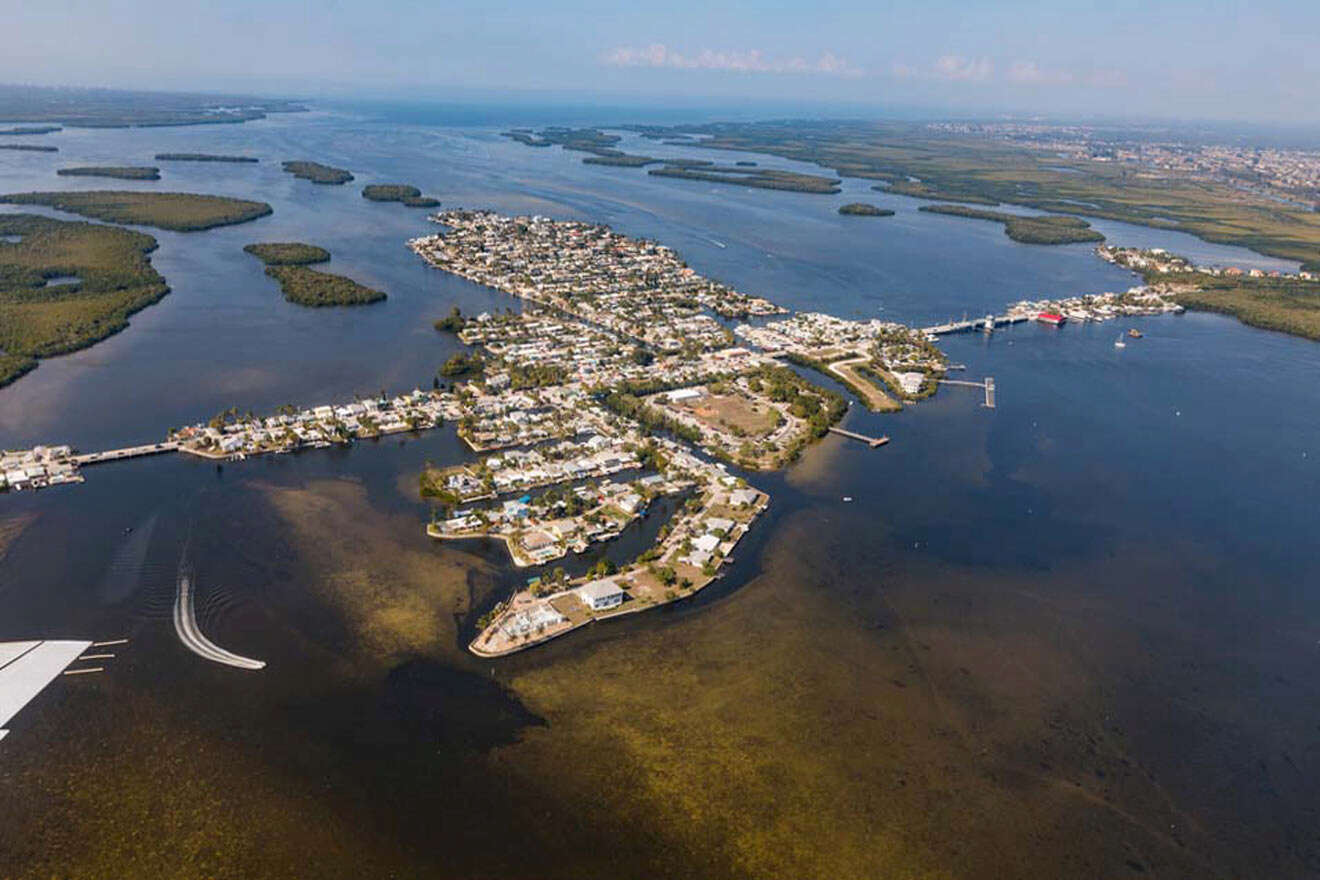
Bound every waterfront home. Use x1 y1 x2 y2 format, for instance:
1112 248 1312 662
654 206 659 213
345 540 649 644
576 578 626 611
692 533 721 554
729 488 758 507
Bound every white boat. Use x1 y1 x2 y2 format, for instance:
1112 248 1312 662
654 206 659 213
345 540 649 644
1114 335 1126 348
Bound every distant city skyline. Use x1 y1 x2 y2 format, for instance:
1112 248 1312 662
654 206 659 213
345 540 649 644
4 0 1316 123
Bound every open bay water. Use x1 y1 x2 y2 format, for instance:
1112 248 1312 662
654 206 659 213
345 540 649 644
0 103 1317 878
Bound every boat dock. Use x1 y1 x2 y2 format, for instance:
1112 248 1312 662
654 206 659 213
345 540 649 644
73 441 179 466
828 426 890 447
938 377 996 408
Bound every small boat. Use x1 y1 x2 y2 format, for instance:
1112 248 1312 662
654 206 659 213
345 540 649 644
1114 335 1126 348
842 496 854 502
1128 328 1143 338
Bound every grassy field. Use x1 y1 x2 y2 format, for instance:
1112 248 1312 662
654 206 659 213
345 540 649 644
243 242 331 265
920 204 1105 244
681 393 781 438
627 121 1320 269
361 184 440 207
0 213 168 385
282 161 354 185
57 166 160 181
0 190 272 231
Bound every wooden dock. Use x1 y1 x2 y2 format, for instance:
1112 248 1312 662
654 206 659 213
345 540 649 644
938 377 996 408
828 426 890 447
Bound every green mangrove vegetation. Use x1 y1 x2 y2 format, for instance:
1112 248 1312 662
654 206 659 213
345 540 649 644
243 242 384 307
0 125 60 135
582 154 659 167
0 191 272 232
838 202 894 216
434 306 466 332
782 352 902 412
361 184 440 207
440 352 483 377
0 84 305 128
262 266 385 307
920 204 1105 244
57 166 161 181
282 160 354 185
1141 269 1320 341
648 165 841 194
1171 281 1320 340
622 120 1320 268
242 242 330 265
0 213 168 385
154 153 259 163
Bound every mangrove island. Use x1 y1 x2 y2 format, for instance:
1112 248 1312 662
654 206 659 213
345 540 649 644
0 213 168 386
0 191 273 232
57 166 161 181
362 184 440 207
281 160 354 185
245 241 386 306
838 202 895 216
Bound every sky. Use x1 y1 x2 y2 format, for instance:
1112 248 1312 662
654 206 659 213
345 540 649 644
3 0 1317 123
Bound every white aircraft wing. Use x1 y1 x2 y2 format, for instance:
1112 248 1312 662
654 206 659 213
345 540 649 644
0 639 93 741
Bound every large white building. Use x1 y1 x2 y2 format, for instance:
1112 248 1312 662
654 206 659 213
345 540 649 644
576 578 626 611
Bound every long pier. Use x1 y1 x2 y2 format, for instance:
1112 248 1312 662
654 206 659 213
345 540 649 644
828 426 890 447
938 377 996 408
73 441 179 466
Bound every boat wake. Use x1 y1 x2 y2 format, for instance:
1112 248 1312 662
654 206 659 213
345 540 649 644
173 561 265 671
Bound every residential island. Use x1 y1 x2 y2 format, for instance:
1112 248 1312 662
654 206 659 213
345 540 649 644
0 208 1259 658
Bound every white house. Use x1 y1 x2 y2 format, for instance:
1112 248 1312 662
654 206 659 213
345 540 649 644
667 387 705 403
692 533 721 554
577 578 626 611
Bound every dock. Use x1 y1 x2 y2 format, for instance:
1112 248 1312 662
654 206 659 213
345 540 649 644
938 377 996 408
73 441 179 466
828 426 890 447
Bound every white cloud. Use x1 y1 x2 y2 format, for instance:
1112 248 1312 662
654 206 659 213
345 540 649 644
602 44 862 77
1006 60 1074 85
889 61 920 79
932 55 993 82
1086 68 1129 88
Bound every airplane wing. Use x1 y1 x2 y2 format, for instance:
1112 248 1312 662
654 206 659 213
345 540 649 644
0 640 93 741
